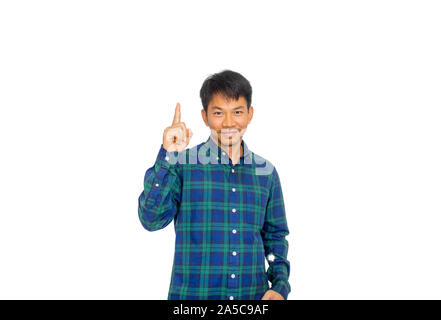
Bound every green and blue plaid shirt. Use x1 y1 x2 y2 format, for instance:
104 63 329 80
138 137 291 300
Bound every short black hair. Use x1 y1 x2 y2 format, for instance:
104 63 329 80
200 70 252 112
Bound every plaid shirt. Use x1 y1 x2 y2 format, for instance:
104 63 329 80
138 137 291 300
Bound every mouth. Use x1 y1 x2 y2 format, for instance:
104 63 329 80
220 130 239 138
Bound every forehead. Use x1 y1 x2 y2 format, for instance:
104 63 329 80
207 92 247 110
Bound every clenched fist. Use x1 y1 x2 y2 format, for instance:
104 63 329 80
163 102 193 152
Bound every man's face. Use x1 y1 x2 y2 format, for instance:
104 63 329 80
201 92 254 148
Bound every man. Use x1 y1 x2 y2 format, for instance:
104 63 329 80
138 70 291 300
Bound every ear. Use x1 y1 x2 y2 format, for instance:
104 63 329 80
247 106 254 124
201 108 209 127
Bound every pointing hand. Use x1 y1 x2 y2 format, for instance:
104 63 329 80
163 102 193 152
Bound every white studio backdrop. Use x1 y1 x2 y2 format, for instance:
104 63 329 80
0 0 440 299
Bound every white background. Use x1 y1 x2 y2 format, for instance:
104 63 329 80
1 1 440 299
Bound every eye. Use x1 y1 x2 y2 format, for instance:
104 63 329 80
235 111 243 115
214 112 222 116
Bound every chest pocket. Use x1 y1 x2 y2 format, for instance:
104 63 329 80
244 184 268 230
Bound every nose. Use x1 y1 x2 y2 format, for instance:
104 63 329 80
223 112 234 127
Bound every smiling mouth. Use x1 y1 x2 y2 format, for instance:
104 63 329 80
220 131 239 138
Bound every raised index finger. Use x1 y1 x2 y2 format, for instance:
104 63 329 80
172 102 181 125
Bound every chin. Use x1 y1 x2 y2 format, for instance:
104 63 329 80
220 136 241 147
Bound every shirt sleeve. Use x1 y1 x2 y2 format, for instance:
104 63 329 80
261 167 291 299
138 145 182 231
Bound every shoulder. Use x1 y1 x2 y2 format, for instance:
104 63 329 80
249 151 276 177
249 150 286 194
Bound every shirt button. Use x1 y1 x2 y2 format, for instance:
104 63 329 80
232 208 236 213
232 229 237 234
231 274 236 279
232 251 237 256
165 156 169 161
267 253 275 262
216 156 219 160
222 152 226 156
232 188 236 192
155 183 159 187
231 169 235 173
229 296 234 300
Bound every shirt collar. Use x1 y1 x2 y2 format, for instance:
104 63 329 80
203 136 252 165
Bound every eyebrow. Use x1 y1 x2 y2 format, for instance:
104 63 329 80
212 106 245 111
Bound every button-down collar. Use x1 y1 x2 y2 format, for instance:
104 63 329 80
203 136 252 166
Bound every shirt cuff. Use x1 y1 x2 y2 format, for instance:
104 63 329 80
270 281 290 300
155 145 180 169
146 145 180 203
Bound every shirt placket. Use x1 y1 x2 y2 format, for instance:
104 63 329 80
227 159 240 300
